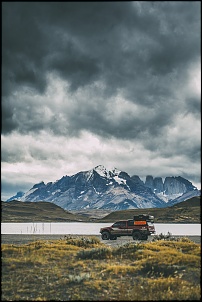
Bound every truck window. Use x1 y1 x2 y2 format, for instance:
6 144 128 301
128 220 134 226
112 221 127 228
120 221 127 227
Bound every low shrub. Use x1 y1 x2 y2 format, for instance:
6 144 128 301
140 262 186 278
112 242 143 259
151 232 177 241
77 247 112 259
68 272 91 283
127 277 201 300
64 236 101 248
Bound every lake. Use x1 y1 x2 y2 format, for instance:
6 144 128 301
1 222 201 236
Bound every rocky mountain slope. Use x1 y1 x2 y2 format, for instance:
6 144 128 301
7 165 200 210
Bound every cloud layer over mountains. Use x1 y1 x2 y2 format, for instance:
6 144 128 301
2 2 201 200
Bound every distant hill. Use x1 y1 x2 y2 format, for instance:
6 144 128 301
1 200 89 222
1 196 200 223
97 196 201 223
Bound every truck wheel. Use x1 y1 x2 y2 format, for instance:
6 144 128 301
142 235 148 240
110 235 117 240
101 231 110 240
133 232 141 240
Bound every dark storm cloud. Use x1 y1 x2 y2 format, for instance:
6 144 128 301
2 1 200 139
65 97 174 140
185 96 201 117
2 3 48 97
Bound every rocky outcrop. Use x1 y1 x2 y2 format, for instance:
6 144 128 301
145 175 154 190
131 175 144 185
163 177 187 195
153 177 164 193
145 175 196 198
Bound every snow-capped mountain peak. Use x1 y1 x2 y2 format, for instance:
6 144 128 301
7 165 200 211
93 165 111 178
93 165 121 178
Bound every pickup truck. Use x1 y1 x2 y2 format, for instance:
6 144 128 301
100 215 155 240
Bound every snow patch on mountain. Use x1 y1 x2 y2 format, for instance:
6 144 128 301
156 192 182 203
113 175 130 190
86 170 94 181
114 175 126 185
52 189 61 195
111 167 122 176
20 188 38 201
93 186 102 195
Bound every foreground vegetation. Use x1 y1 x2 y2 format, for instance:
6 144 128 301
1 235 201 301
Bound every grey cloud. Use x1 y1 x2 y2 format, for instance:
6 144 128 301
1 148 25 163
3 2 200 89
185 97 201 117
2 2 200 144
67 104 169 140
2 3 48 96
47 45 100 91
142 130 201 165
1 98 18 134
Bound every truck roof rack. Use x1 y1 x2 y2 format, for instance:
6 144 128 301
133 214 154 222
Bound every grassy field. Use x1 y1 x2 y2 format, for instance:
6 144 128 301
1 235 201 301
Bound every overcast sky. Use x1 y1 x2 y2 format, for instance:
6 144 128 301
2 2 201 200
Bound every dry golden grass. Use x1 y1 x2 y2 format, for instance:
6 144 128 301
1 236 201 301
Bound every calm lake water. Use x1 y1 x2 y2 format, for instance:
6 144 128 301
1 222 201 236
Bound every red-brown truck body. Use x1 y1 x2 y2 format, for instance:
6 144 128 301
100 214 155 240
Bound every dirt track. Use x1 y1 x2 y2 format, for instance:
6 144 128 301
1 234 201 246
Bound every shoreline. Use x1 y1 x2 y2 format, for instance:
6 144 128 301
1 234 201 245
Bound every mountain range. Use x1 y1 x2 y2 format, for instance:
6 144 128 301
6 165 200 210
